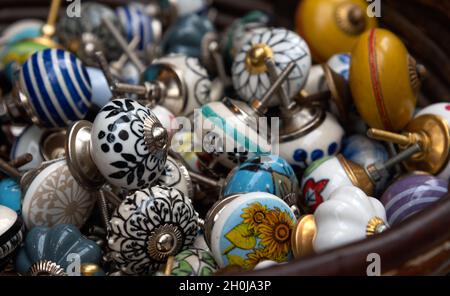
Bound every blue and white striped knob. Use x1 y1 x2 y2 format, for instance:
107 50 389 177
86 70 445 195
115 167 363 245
116 4 159 53
19 48 93 128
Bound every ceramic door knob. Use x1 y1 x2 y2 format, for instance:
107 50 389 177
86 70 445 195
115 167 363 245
381 174 448 226
281 111 344 170
415 103 450 179
0 178 21 214
10 125 45 171
222 11 270 70
142 54 214 116
350 28 420 132
295 0 377 62
301 156 354 211
168 248 219 276
57 2 124 65
156 155 194 199
232 27 311 107
0 19 43 46
21 159 95 229
205 192 297 270
107 185 199 275
15 224 101 276
116 4 161 54
13 48 93 128
0 205 25 265
327 53 351 81
162 14 214 61
222 155 299 206
90 99 168 190
314 186 387 253
342 134 388 168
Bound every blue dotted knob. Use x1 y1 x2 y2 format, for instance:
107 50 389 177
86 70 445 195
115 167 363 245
116 4 159 53
19 48 93 128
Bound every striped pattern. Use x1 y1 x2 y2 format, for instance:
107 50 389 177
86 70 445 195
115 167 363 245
382 176 448 225
19 49 92 128
116 5 154 52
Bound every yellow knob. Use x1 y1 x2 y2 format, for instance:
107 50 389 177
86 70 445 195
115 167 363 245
350 28 418 132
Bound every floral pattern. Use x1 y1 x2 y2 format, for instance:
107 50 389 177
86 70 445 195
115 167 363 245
302 179 329 211
220 201 295 270
107 186 199 275
231 27 311 107
170 248 218 276
22 160 95 229
91 99 167 190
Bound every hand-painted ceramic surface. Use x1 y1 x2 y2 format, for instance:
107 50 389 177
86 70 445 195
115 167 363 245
15 224 101 275
22 159 95 229
170 248 218 276
415 103 450 179
327 53 351 81
197 100 272 169
295 0 377 62
57 2 124 64
0 205 24 263
108 186 199 275
143 54 213 116
301 156 352 211
157 155 193 199
222 11 270 69
2 40 50 82
314 186 387 252
91 99 167 190
86 66 112 108
350 29 417 132
116 4 156 53
223 155 299 205
0 19 43 47
232 27 311 107
162 14 214 60
210 192 296 269
281 112 344 170
10 125 45 171
342 134 388 168
381 174 448 226
0 179 21 214
19 48 93 128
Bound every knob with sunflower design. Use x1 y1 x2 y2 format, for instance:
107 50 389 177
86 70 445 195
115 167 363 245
66 98 169 191
295 0 377 62
350 28 423 132
231 27 311 107
107 185 199 275
204 192 297 270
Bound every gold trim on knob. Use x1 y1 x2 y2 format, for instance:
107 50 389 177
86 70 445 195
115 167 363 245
335 3 367 35
245 44 273 74
366 217 388 236
291 215 316 259
337 154 375 196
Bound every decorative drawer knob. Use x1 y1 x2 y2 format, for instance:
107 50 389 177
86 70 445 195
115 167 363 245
0 205 25 266
107 185 199 275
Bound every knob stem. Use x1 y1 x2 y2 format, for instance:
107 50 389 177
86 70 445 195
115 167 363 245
102 17 146 73
42 0 61 38
0 158 22 180
188 171 222 188
9 153 33 168
367 128 421 148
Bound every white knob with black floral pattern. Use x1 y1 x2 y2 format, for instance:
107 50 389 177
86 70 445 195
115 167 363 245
232 27 311 107
90 99 168 190
107 185 199 275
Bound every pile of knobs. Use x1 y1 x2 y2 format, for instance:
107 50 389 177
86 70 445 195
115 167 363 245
0 0 448 276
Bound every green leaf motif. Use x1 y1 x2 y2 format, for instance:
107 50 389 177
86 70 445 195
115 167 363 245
225 223 256 250
171 260 194 276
